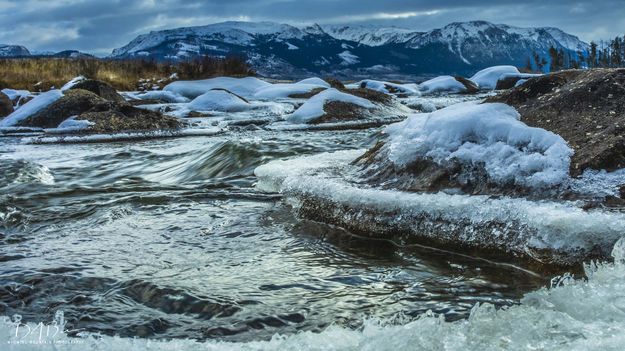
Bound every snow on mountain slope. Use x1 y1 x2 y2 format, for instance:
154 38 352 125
110 20 589 77
322 24 419 46
0 44 30 57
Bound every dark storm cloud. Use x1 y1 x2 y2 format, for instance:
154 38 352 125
0 0 623 55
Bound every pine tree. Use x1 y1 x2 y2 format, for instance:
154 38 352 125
589 41 598 68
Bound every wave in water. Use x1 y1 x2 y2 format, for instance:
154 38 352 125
2 237 625 350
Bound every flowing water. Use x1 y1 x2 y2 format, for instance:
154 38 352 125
0 129 556 345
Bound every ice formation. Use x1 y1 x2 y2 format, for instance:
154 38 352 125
418 76 467 94
164 77 271 99
384 102 573 188
188 90 251 112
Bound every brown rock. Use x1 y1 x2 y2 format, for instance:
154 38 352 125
324 77 345 90
20 89 106 128
486 68 625 176
454 76 480 94
76 104 180 134
69 79 126 103
0 92 13 118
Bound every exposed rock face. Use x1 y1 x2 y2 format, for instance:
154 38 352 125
324 77 345 90
16 88 181 132
76 104 180 134
495 76 525 90
69 79 126 103
486 69 625 176
454 76 480 94
0 92 13 117
288 87 326 99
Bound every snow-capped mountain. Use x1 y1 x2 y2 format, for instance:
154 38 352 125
0 44 30 57
111 20 588 77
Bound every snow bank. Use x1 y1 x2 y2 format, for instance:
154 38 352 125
296 77 330 88
418 76 467 94
163 77 271 99
188 90 251 112
385 102 572 188
469 66 539 90
254 82 328 100
125 90 190 103
348 80 420 96
286 88 375 124
0 90 63 127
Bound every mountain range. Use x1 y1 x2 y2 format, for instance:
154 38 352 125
2 21 589 78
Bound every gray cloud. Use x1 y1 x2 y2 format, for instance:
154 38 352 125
0 0 623 56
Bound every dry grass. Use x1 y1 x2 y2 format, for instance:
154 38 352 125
0 56 254 91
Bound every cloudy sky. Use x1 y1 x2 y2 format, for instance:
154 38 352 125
0 0 624 56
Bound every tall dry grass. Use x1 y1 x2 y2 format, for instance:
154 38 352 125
0 56 254 91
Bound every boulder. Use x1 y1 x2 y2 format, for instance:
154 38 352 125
486 68 625 176
0 92 13 117
69 79 126 103
14 88 180 133
324 77 345 90
76 104 180 134
19 89 106 128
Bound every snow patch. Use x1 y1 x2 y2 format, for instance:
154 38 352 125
164 77 271 99
338 50 360 65
418 76 467 94
188 90 251 112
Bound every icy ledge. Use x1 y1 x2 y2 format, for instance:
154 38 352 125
255 150 625 266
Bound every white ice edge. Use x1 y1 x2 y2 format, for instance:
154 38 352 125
22 128 224 144
254 150 625 255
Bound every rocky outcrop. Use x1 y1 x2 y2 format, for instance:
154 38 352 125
486 68 625 176
0 92 13 117
69 79 126 103
20 89 106 128
16 87 180 133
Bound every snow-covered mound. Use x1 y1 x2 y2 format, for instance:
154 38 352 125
0 90 63 127
384 102 572 188
255 150 625 265
164 77 271 99
286 88 375 124
253 79 329 99
469 66 540 90
188 90 251 112
347 80 420 96
1 88 32 103
124 90 190 103
60 76 86 91
418 76 469 94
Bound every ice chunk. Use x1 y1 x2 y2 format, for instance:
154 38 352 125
418 76 467 94
164 77 271 99
384 102 573 188
254 81 328 100
286 88 375 124
0 90 63 127
1 88 31 102
296 77 331 88
188 90 251 112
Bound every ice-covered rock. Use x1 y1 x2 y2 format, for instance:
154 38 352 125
254 81 329 100
470 65 540 90
188 89 251 112
0 90 63 127
68 79 126 103
125 90 190 104
286 88 376 124
164 77 271 99
418 76 476 94
380 102 572 190
347 80 420 96
255 150 625 266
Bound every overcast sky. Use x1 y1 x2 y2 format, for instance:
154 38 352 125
0 0 624 56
